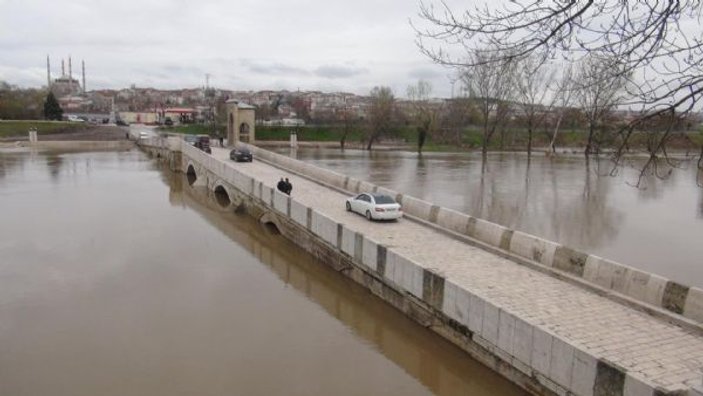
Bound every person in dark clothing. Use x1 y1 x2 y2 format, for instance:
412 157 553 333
219 136 224 147
284 178 292 195
277 177 286 194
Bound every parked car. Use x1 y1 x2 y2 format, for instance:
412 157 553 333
116 119 129 126
194 135 211 154
164 117 173 126
67 115 84 122
139 132 149 139
184 135 197 145
346 193 402 221
230 147 253 162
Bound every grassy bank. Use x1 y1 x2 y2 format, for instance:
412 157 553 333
159 124 225 136
0 120 90 138
160 123 703 152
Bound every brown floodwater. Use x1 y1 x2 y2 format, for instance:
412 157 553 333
276 147 703 288
0 149 525 396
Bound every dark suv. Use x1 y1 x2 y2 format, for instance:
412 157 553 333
230 147 253 162
194 135 211 154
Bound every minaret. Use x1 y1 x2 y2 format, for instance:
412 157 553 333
68 56 73 92
61 59 65 76
46 55 51 88
82 60 86 94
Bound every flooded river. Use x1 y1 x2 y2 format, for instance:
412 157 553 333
277 148 703 288
0 149 524 396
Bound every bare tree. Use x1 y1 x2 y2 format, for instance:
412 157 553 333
338 101 359 150
407 79 441 154
439 96 475 145
514 55 555 157
415 0 703 170
547 63 577 154
460 50 516 155
367 86 396 150
574 55 629 156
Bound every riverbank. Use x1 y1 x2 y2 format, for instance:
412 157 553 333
0 124 133 151
0 120 94 139
0 124 130 142
162 123 703 154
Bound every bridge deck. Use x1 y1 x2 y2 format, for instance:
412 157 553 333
211 147 703 392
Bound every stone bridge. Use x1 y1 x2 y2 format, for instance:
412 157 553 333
139 136 703 396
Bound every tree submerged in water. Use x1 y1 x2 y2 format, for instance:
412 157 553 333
43 91 63 121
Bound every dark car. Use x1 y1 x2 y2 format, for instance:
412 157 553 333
116 119 128 126
194 135 211 154
164 117 173 126
230 147 253 162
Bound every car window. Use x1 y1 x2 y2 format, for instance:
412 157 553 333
373 195 396 204
355 194 366 201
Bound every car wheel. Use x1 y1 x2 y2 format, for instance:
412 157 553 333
366 210 372 221
346 202 351 212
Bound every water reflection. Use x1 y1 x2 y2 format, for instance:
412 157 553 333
273 148 703 287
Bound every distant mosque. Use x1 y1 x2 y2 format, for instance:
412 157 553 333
46 55 86 97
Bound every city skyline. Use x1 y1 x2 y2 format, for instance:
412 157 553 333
0 0 451 98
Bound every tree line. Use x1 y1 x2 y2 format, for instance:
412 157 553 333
413 0 703 174
1 81 63 121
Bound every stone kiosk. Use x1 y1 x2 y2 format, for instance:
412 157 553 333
226 99 256 146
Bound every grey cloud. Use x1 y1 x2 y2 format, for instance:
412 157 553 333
314 65 369 79
407 67 442 80
162 65 205 75
240 59 309 76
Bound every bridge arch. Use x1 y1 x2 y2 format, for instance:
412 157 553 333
228 113 234 146
259 211 282 235
240 122 250 143
213 184 231 208
186 163 197 185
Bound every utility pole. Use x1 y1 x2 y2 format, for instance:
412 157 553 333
82 60 86 94
205 73 216 138
46 55 51 89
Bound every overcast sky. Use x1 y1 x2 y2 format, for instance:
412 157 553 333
0 0 453 97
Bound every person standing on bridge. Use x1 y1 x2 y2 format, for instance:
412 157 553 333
284 178 292 195
277 177 286 194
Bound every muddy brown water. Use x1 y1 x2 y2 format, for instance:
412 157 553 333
0 149 525 396
275 147 703 288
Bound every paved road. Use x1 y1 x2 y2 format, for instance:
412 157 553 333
212 146 703 392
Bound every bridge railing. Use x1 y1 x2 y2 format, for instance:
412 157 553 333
242 143 703 327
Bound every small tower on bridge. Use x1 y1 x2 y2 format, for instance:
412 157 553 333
226 99 255 146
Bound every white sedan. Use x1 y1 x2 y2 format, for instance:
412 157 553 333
346 193 403 221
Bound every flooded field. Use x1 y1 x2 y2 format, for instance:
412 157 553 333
277 147 703 288
0 149 524 396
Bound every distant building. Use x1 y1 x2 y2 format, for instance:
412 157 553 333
259 118 306 127
118 111 158 124
163 108 196 124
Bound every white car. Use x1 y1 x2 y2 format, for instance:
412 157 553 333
346 193 403 221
